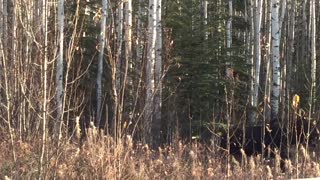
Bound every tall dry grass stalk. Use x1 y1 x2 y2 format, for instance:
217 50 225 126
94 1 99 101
1 132 320 179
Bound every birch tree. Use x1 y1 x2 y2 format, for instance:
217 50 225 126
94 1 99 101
248 0 255 124
115 0 133 129
202 0 208 41
114 0 123 135
124 0 132 113
56 0 64 139
270 0 280 122
226 0 232 58
116 1 124 94
301 0 307 64
136 0 144 67
96 0 107 128
145 0 156 143
309 0 316 114
154 0 162 145
39 0 48 177
249 0 263 125
3 0 7 59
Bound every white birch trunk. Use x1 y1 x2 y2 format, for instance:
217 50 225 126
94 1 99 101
0 0 2 39
203 0 208 40
39 0 48 177
248 0 254 117
136 0 144 67
154 0 162 144
226 0 233 125
250 0 263 125
115 1 123 131
96 0 107 128
116 1 123 92
145 0 156 143
226 0 232 58
3 0 7 58
124 0 132 111
310 0 316 113
11 0 17 137
278 0 286 120
125 0 132 69
302 0 307 63
264 0 272 123
56 0 64 138
271 0 280 121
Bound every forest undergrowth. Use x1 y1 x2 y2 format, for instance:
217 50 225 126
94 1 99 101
1 129 320 179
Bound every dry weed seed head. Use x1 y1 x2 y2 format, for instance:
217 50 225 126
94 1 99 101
75 116 81 140
249 156 256 172
126 135 133 149
266 165 273 179
240 148 248 165
207 167 214 177
90 121 95 128
178 141 183 151
189 150 195 160
240 148 245 156
314 161 320 176
275 151 281 173
158 147 164 160
284 159 292 174
232 156 240 168
300 145 310 161
155 159 163 166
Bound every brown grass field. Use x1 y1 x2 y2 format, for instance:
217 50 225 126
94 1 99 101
1 128 320 180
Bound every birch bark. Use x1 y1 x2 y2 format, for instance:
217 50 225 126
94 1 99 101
145 0 156 143
271 0 280 121
309 0 316 113
96 0 107 128
39 0 48 177
154 0 162 145
56 0 64 138
249 0 263 125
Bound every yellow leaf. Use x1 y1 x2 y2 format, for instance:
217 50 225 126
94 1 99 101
293 94 300 108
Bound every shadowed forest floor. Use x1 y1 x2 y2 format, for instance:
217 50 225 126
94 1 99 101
1 133 320 179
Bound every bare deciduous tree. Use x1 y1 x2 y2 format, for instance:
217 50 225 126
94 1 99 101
56 0 65 140
145 0 157 143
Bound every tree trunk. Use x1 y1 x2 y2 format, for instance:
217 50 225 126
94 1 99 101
226 0 232 59
249 0 263 125
3 0 7 60
145 0 156 144
56 0 64 139
136 0 144 67
271 0 280 122
39 0 48 178
124 0 132 116
202 0 208 41
154 0 162 146
115 0 124 137
248 0 254 124
96 0 107 128
309 0 316 114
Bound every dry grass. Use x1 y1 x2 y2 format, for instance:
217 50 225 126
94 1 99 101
1 133 320 179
